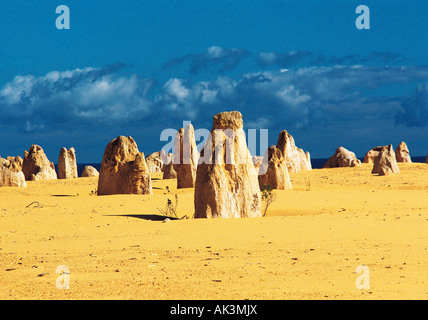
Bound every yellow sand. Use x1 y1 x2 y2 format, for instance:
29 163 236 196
0 163 427 300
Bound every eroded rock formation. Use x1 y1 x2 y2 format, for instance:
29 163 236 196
58 147 78 179
163 159 177 179
258 145 292 190
363 146 384 164
395 141 412 163
174 124 199 188
22 145 57 181
146 151 164 173
81 165 99 177
97 136 152 195
0 156 26 187
276 130 311 173
323 147 361 168
194 111 261 218
372 145 400 175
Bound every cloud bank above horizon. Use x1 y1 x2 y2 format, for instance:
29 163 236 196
1 47 427 161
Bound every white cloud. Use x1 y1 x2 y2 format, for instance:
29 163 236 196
1 60 428 139
207 46 225 58
0 65 154 130
0 75 35 105
163 78 189 101
276 85 310 107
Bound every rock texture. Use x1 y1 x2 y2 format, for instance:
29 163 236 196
301 150 312 171
363 146 384 164
174 124 199 188
22 145 57 181
372 145 400 175
194 111 261 218
81 166 99 177
0 156 23 172
162 152 174 171
258 145 292 190
0 156 26 187
252 155 263 170
323 147 361 168
97 136 152 195
163 160 177 179
395 141 412 163
276 130 311 173
58 147 78 179
146 151 164 173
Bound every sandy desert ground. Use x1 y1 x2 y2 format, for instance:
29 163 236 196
0 162 427 300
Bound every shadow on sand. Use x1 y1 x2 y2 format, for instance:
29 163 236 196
103 214 180 221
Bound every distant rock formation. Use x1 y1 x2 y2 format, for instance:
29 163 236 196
0 156 26 187
97 136 152 195
395 141 412 163
163 159 177 179
276 130 311 173
426 153 428 164
81 165 99 177
194 111 261 218
174 124 199 188
146 151 164 173
323 147 361 168
258 145 292 190
162 152 174 171
0 156 23 172
363 146 384 164
22 145 57 181
372 145 400 175
301 151 312 171
58 147 78 179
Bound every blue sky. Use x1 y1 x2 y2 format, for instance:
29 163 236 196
0 0 427 162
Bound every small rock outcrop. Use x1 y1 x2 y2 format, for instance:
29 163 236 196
22 145 57 181
58 147 78 179
194 111 261 218
323 147 361 168
276 130 311 173
258 146 292 190
174 124 199 188
0 156 26 187
363 146 384 164
81 166 99 177
372 145 400 175
97 136 152 195
395 142 412 163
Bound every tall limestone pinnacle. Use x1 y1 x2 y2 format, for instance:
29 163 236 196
276 130 311 172
174 123 199 189
58 147 78 179
194 111 261 218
